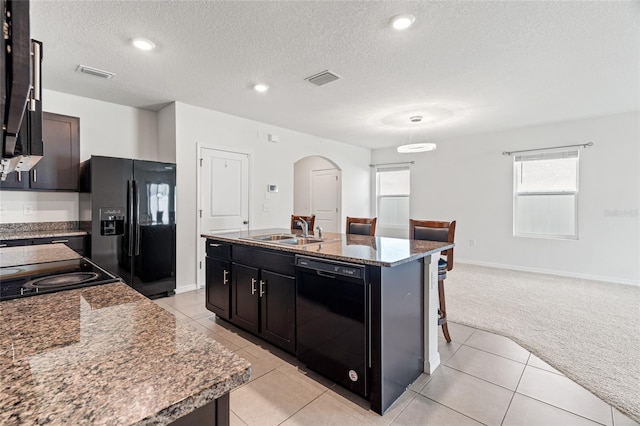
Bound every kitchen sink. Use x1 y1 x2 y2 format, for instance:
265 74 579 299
276 237 324 245
246 233 297 241
241 233 325 246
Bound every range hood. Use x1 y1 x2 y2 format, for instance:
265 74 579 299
1 0 43 181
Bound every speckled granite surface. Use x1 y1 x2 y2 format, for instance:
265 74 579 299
201 228 453 267
0 221 88 241
0 282 251 425
0 244 82 267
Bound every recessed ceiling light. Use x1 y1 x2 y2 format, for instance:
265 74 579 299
390 14 416 30
253 83 270 93
397 143 436 153
131 37 156 51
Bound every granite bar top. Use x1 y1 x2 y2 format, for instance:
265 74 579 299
0 221 88 241
201 228 453 267
0 244 82 267
0 282 251 425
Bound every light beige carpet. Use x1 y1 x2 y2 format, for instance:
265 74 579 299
446 263 640 422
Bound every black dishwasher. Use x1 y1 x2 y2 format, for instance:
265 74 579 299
295 255 368 398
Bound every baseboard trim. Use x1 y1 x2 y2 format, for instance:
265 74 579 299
175 284 198 294
456 259 640 287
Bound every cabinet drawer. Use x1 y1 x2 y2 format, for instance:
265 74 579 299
233 245 295 276
33 236 85 253
206 240 231 259
0 239 29 248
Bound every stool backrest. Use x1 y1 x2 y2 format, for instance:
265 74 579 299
409 219 456 271
291 215 315 231
346 217 377 236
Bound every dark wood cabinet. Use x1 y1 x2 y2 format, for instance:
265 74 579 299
231 263 260 335
1 112 79 191
205 240 232 320
206 257 231 320
229 245 296 353
204 240 296 354
260 270 295 353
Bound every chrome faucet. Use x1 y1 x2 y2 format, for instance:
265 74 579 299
296 219 309 237
316 226 323 239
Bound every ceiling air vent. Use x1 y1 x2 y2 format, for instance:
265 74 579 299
305 70 341 86
76 64 116 79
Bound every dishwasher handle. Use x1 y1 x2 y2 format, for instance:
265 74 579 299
316 270 337 279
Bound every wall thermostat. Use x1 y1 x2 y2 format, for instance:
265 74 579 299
267 184 278 193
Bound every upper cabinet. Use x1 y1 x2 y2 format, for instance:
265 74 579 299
0 112 80 191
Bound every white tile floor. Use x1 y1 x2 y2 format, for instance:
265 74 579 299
154 289 639 426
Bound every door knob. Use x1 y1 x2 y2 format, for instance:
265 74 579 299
243 220 249 225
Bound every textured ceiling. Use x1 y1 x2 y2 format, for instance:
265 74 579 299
31 1 639 149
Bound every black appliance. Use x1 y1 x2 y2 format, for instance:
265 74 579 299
295 255 369 398
1 0 44 180
0 257 119 301
80 156 177 298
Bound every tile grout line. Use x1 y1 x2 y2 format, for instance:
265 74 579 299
499 353 530 425
460 341 529 365
418 393 490 426
511 391 610 426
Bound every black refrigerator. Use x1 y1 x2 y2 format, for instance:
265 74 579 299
80 155 176 298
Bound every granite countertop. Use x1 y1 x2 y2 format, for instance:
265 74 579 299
0 282 251 425
0 221 88 241
0 229 89 241
0 244 82 268
201 228 453 267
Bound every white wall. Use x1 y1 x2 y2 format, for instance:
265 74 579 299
157 103 177 163
0 90 159 224
174 102 371 291
43 90 159 162
371 112 640 285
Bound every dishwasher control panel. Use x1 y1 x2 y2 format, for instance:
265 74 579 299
295 256 365 280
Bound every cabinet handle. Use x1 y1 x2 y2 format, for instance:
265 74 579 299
33 169 37 182
17 171 21 182
0 244 7 248
50 240 69 244
223 269 229 285
259 280 266 297
251 278 257 295
209 243 221 247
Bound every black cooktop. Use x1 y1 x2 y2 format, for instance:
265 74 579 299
0 258 119 301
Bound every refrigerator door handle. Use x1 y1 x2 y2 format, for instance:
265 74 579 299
127 180 134 256
133 179 141 256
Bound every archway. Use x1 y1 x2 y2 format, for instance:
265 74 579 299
293 156 342 233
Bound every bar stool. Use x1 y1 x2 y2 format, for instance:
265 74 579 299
409 219 456 343
346 217 377 236
291 215 315 231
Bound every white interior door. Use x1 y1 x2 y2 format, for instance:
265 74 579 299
198 147 250 287
311 169 340 233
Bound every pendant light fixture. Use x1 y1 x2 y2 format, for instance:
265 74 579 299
397 116 437 153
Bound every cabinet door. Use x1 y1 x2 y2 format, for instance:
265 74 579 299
0 171 28 189
260 270 296 353
231 263 259 334
206 257 231 320
30 112 80 191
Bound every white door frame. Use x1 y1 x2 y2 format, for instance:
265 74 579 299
196 142 252 289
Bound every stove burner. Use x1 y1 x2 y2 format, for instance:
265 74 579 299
23 272 100 290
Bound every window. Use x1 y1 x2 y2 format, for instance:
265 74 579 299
376 166 410 232
513 149 579 239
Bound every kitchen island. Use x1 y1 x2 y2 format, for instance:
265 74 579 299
0 244 251 425
201 228 453 414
